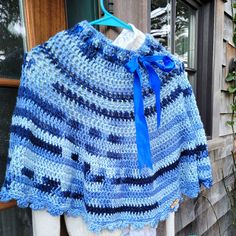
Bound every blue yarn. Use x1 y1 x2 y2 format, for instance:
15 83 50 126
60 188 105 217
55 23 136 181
0 20 213 233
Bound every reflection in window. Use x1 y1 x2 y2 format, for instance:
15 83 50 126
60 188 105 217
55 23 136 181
175 1 196 69
151 0 171 49
0 0 26 79
151 0 197 94
176 1 197 92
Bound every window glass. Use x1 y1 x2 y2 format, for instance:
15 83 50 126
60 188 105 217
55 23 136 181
0 0 26 79
151 0 197 93
175 0 196 69
151 0 171 49
66 0 98 28
176 0 197 92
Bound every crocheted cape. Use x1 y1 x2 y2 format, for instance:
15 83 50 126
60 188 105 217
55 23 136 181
0 20 213 233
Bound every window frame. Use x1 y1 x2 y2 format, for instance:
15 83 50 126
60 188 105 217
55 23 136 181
0 0 67 211
195 0 214 139
150 0 214 138
175 0 199 95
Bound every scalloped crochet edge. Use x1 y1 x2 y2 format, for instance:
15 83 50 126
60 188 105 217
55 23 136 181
0 179 212 234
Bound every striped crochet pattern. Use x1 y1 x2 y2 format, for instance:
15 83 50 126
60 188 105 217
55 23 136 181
0 20 213 233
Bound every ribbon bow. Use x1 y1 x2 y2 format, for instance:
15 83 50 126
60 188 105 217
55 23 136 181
125 54 175 171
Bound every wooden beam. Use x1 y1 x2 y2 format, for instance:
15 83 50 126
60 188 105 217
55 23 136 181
113 0 150 32
211 0 224 139
23 0 67 50
0 78 20 87
0 200 16 211
101 0 150 39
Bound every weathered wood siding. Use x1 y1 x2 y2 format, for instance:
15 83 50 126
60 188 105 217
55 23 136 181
100 0 150 39
174 0 236 235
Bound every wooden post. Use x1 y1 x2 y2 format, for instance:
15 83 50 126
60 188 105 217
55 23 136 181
23 0 67 50
100 0 150 39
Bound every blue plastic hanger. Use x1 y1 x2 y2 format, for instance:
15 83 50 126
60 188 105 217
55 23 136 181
90 0 133 31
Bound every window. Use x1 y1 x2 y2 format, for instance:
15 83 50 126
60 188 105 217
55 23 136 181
0 0 26 88
151 0 197 92
0 1 99 235
0 1 33 235
151 0 214 138
175 1 197 92
151 1 171 48
0 0 26 80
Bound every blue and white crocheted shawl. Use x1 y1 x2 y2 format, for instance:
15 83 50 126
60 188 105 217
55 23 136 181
0 20 213 233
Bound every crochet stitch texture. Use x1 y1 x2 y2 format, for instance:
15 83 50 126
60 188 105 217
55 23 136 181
0 20 213 233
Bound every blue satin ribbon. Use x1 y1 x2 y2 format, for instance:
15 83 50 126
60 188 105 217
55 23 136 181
125 54 175 171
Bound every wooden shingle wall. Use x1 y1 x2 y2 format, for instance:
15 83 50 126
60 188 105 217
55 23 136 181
174 0 236 235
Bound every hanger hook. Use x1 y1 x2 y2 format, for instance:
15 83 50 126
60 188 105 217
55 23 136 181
100 0 111 16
